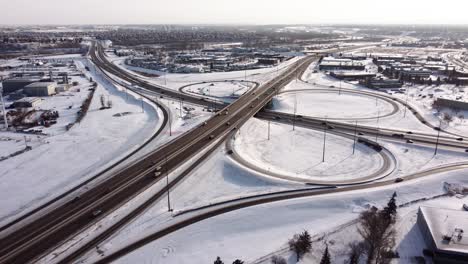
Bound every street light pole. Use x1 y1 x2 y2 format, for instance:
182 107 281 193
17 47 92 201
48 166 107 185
0 87 8 129
268 120 271 140
353 120 358 155
293 94 297 131
375 110 380 142
434 121 441 156
165 154 172 212
322 123 327 163
404 86 409 118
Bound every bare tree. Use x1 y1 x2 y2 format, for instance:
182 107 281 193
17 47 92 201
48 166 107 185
100 94 106 109
271 255 287 264
458 114 465 124
288 230 312 262
347 242 365 264
443 112 454 124
358 206 396 264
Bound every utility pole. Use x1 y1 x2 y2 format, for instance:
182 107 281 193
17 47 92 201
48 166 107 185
169 114 172 136
434 120 441 156
353 120 358 155
322 122 327 163
141 97 144 113
165 154 172 212
375 110 380 142
293 94 297 131
404 86 410 118
179 97 183 117
0 87 8 129
339 79 342 95
268 120 271 140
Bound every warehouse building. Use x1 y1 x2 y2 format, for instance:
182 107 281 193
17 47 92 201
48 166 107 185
12 97 42 108
435 97 468 111
1 78 39 95
24 82 56 97
417 206 468 264
319 61 365 71
360 78 403 90
330 71 376 81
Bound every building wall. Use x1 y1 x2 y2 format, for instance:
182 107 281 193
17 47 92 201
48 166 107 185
2 80 36 94
24 84 56 97
436 98 468 111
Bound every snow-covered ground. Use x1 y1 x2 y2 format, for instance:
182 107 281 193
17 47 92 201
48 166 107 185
103 168 468 264
182 80 255 99
272 90 395 120
0 57 161 225
233 119 384 182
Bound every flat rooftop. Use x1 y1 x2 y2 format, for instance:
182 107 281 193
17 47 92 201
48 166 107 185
420 206 468 255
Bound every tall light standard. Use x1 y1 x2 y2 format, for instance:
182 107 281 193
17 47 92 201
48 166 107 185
293 94 297 131
352 120 358 155
165 154 172 212
434 120 442 156
0 87 8 129
375 110 380 142
404 86 410 118
267 120 271 140
322 118 329 163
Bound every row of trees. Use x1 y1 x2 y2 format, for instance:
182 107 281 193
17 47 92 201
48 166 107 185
213 192 398 264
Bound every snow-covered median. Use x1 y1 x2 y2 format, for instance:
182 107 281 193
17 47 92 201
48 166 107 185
232 119 384 182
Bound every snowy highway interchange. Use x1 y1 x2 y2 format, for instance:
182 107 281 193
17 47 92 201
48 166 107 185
2 32 468 264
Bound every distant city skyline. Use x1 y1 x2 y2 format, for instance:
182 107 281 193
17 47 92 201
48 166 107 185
2 0 468 25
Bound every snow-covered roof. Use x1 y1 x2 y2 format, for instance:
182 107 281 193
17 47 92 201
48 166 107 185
419 206 468 255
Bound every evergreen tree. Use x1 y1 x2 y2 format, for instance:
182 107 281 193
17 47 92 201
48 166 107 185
214 256 224 264
383 192 398 220
288 230 312 262
320 245 331 264
232 260 244 264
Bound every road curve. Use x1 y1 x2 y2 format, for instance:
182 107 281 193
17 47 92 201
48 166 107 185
274 88 400 120
226 121 396 185
0 54 169 235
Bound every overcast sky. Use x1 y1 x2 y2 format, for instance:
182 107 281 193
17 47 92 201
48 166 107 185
1 0 468 25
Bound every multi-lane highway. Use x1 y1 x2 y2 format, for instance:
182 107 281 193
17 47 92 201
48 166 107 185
0 43 315 264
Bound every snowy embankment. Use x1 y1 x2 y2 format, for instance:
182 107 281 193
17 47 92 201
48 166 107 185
0 57 161 226
110 168 468 264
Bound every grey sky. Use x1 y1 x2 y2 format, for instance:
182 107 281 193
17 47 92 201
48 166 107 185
1 0 467 25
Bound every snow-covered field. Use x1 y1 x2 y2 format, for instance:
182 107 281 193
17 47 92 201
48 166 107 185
107 168 468 264
182 80 255 98
272 90 395 120
233 119 384 182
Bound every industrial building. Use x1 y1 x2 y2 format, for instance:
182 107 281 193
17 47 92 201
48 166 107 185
435 97 468 111
319 58 365 71
360 78 403 90
24 82 57 97
1 78 39 95
12 97 42 108
417 207 468 264
330 71 376 81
